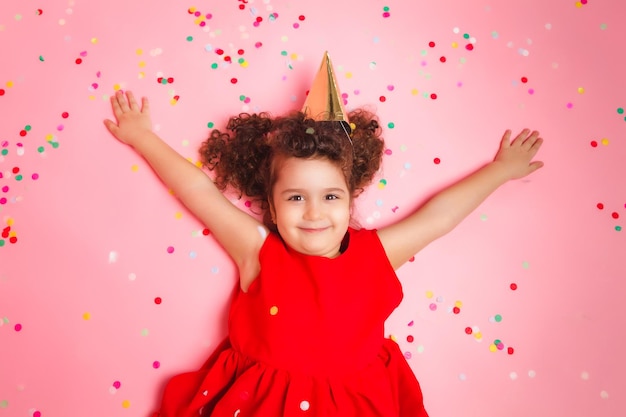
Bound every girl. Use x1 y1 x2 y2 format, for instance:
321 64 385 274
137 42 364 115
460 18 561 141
104 62 543 416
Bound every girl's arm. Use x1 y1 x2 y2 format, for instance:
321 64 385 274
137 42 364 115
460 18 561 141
104 91 267 288
377 128 544 270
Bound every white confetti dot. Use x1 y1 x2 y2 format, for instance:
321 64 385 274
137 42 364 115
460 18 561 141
108 251 118 263
458 373 467 381
600 390 609 399
300 400 310 411
128 273 137 281
581 371 590 380
528 370 536 378
509 372 518 380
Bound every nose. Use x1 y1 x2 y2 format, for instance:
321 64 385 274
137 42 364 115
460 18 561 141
303 200 322 221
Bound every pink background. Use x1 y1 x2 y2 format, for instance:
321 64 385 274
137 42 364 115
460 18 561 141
1 1 624 416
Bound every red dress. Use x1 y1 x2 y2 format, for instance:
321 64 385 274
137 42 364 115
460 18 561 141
154 228 428 416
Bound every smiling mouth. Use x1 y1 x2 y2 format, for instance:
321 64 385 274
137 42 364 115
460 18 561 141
300 226 329 233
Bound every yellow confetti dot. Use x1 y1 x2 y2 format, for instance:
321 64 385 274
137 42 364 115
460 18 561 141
138 72 145 79
195 161 203 168
175 212 183 220
90 38 98 44
389 334 397 342
113 84 122 91
269 306 279 315
82 312 91 320
451 41 458 48
489 344 497 352
281 36 289 42
345 72 353 79
454 300 463 308
6 218 14 226
575 1 583 8
194 17 203 25
8 230 16 238
169 98 178 105
411 88 419 96
474 331 483 340
577 87 585 94
135 48 143 56
131 164 139 172
122 400 131 408
601 138 609 146
138 61 146 68
88 95 96 101
240 61 249 68
189 6 197 13
425 290 434 299
6 80 14 88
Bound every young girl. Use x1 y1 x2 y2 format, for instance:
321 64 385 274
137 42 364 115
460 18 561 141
104 57 543 417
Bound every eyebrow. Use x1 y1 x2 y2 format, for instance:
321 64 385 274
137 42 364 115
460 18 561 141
280 187 347 195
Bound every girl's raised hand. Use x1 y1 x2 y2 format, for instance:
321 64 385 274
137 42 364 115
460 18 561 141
103 90 152 147
494 129 544 180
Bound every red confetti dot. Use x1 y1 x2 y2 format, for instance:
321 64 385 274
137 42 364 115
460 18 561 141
465 327 473 335
202 228 210 236
465 43 474 51
507 347 515 355
62 112 69 118
237 49 245 55
154 297 162 304
255 42 263 48
19 130 27 137
239 4 245 10
510 283 518 290
379 96 386 102
590 140 598 147
0 89 5 96
299 15 306 21
612 212 619 219
76 58 82 64
407 335 414 343
230 78 238 84
167 77 173 83
439 56 446 63
215 48 224 55
408 256 415 262
9 236 17 244
430 93 437 99
12 167 19 174
36 9 43 15
157 77 163 84
597 203 604 210
428 41 436 47
521 77 528 83
256 17 263 23
453 306 461 314
433 157 441 164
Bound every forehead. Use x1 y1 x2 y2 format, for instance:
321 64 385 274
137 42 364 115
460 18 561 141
273 157 348 189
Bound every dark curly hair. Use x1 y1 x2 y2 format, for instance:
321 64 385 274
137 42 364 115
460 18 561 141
199 109 384 229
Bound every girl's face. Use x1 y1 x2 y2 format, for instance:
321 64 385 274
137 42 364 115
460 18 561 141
270 156 351 258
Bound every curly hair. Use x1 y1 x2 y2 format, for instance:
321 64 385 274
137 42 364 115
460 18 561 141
199 109 384 228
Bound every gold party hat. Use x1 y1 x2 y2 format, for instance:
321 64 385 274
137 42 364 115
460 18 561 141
302 51 351 131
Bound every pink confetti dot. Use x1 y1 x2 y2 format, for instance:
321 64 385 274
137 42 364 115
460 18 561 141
113 381 121 389
33 411 41 417
153 361 160 369
15 323 22 331
32 173 39 180
528 88 535 95
166 246 175 254
429 303 437 311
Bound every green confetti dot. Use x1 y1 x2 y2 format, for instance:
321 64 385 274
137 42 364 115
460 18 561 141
600 23 608 30
160 78 167 85
239 95 246 101
616 226 622 232
379 179 387 185
141 328 149 336
207 122 214 128
0 399 8 409
0 240 5 247
1 149 7 156
210 63 218 69
617 108 624 115
37 146 45 153
383 6 390 11
495 314 503 322
15 174 23 181
280 50 288 56
522 261 530 269
186 35 193 41
50 142 59 149
480 214 488 221
494 339 502 345
463 33 470 39
25 125 32 131
238 57 245 64
39 55 44 62
387 122 395 129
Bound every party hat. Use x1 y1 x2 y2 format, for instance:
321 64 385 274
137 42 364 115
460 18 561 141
302 51 351 131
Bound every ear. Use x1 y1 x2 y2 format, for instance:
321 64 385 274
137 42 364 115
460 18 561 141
269 201 277 224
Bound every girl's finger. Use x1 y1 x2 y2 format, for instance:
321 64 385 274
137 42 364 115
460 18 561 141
127 91 139 111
